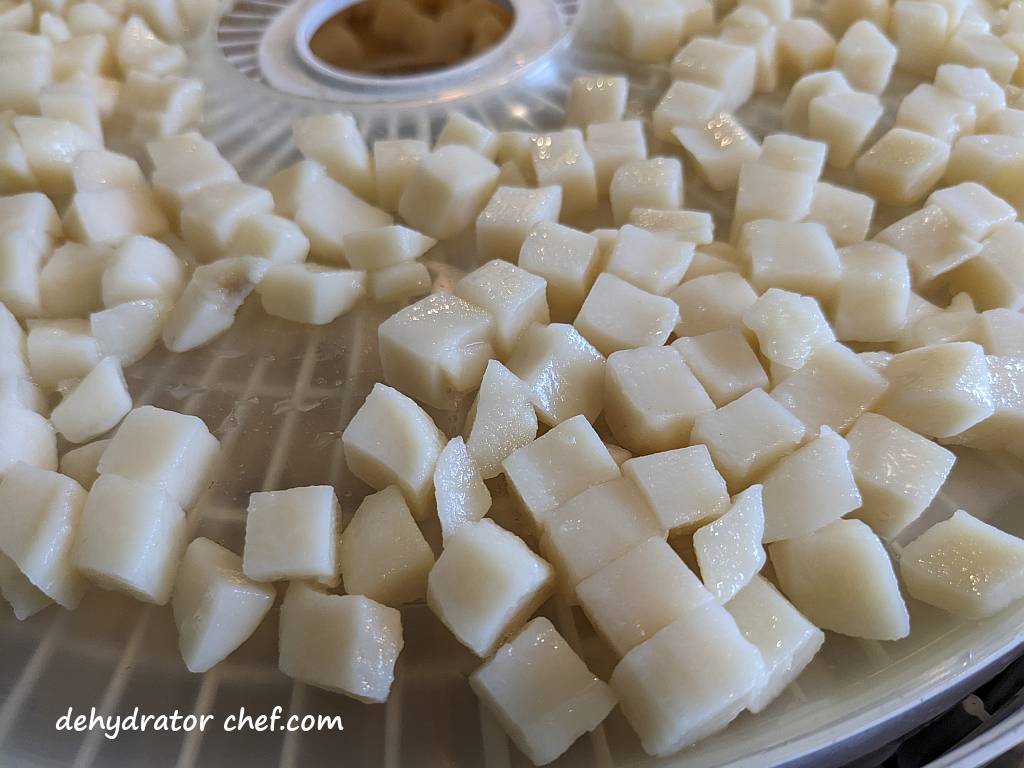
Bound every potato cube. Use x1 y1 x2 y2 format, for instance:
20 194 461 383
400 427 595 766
243 485 339 583
742 220 840 301
612 0 686 63
770 519 909 640
342 383 444 518
622 445 729 532
834 242 911 342
671 272 758 339
39 242 109 318
72 149 146 193
946 30 1019 85
435 112 497 158
691 388 807 490
90 298 165 367
0 192 59 252
428 518 552 656
604 225 692 295
805 182 875 248
0 303 28 381
517 222 599 322
0 551 52 620
565 75 628 126
279 582 402 703
834 20 897 93
585 120 648 194
693 484 765 604
928 183 1015 243
610 602 765 757
778 18 835 81
824 0 890 34
13 116 99 196
49 357 131 444
671 38 757 110
672 113 760 191
227 214 309 265
855 128 950 207
0 376 44 414
529 131 598 218
896 84 976 144
399 145 498 239
342 224 435 270
59 439 108 491
672 329 767 407
652 81 724 142
743 288 835 370
720 7 778 94
171 537 274 673
0 403 56 480
876 206 982 285
368 261 431 304
475 186 561 263
378 292 494 408
935 64 1005 120
609 158 683 227
149 134 238 222
455 260 548 358
505 323 604 426
263 159 323 218
296 175 393 264
502 415 619 528
809 91 884 170
579 537 711 656
604 346 714 454
782 70 853 135
758 134 826 178
891 0 949 77
945 134 1024 208
63 186 169 246
977 108 1024 136
292 112 373 201
257 264 365 325
731 162 816 237
947 223 1024 311
725 575 824 713
470 617 617 766
115 15 185 76
943 355 1024 452
27 320 102 391
629 208 713 245
372 138 427 212
575 274 678 356
979 308 1024 356
180 182 273 262
464 360 537 479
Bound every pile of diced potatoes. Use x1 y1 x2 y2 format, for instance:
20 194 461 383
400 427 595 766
5 0 1024 762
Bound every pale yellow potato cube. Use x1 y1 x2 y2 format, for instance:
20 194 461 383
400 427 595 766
0 301 28 381
672 329 767 407
855 128 950 207
372 138 427 212
877 342 994 438
64 187 169 246
102 235 184 307
341 383 444 518
892 0 949 77
368 261 431 304
172 537 274 673
399 145 498 239
935 64 1006 120
629 207 714 244
476 186 561 263
782 70 853 135
27 320 102 391
770 519 909 640
929 183 1016 243
758 134 827 178
435 112 497 159
897 292 980 350
610 602 765 757
565 75 628 126
947 223 1024 311
494 131 534 175
38 88 102 141
470 617 617 766
0 234 46 318
502 415 619 527
13 115 99 196
805 181 875 247
434 436 490 543
694 485 765 603
428 518 553 657
38 242 108 318
578 537 712 656
529 130 597 218
0 551 52 620
612 0 686 63
585 120 648 194
279 582 402 703
604 346 714 454
0 405 56 479
72 149 146 193
179 182 273 262
116 16 186 77
264 159 324 219
517 222 599 321
605 225 693 295
731 161 816 237
944 134 1024 208
243 485 339 583
378 292 494 409
946 29 1019 85
0 36 50 114
876 205 982 285
0 126 34 195
834 20 897 93
896 84 976 144
652 80 724 142
824 0 889 35
50 356 131 444
671 272 758 338
979 308 1024 356
743 288 835 370
292 112 373 201
609 157 683 226
257 264 365 325
944 355 1024 452
342 224 435 270
574 273 679 356
148 134 238 223
671 38 757 110
720 7 778 94
59 439 107 491
464 360 537 479
977 108 1024 136
672 113 761 192
227 213 309 265
742 220 840 300
505 323 605 427
833 242 911 343
809 91 884 169
622 445 730 532
778 18 835 81
455 260 547 358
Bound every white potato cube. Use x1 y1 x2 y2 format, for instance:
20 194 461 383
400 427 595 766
574 273 678 356
671 38 757 110
824 0 890 34
502 415 619 528
725 576 824 713
179 182 273 262
292 112 373 201
720 7 778 94
339 485 434 605
782 70 853 135
373 138 428 212
435 112 497 159
171 538 274 673
977 108 1024 136
148 133 238 222
891 0 949 77
928 183 1015 243
833 242 911 342
13 116 99 196
609 158 683 226
0 127 34 195
673 329 768 407
476 186 561 263
778 18 835 81
610 602 765 757
694 485 765 603
342 224 435 270
672 113 760 191
834 20 897 93
612 0 686 63
585 120 648 194
59 439 108 490
946 30 1019 85
428 519 552 657
294 176 392 264
622 445 729 533
518 222 599 322
64 187 169 246
671 273 758 339
944 134 1024 209
0 551 52 620
227 214 309 265
935 64 1006 121
257 264 365 325
264 159 324 219
743 220 840 301
49 357 130 444
115 73 203 144
743 288 835 371
98 405 219 509
116 15 185 76
731 162 816 237
0 463 85 607
652 81 724 142
758 134 827 178
72 472 184 603
471 617 617 766
27 320 102 391
0 377 44 414
399 145 499 239
243 485 339 583
279 582 402 703
0 405 56 479
368 261 431 304
74 148 145 193
806 182 874 248
604 225 692 295
39 242 109 318
896 84 976 144
529 130 597 218
342 383 444 518
505 322 604 427
464 360 538 480
771 518 909 640
38 88 102 141
0 297 30 381
91 300 165 367
455 260 548 358
809 91 884 169
604 346 714 454
979 309 1024 356
629 208 714 245
948 223 1024 311
876 205 982 285
941 355 1024 451
565 75 628 126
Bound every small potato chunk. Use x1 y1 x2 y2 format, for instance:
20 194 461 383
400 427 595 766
505 323 605 426
368 261 431 304
99 405 219 510
762 427 862 542
612 0 686 63
428 519 553 657
434 437 491 543
610 602 765 758
979 309 1024 356
808 91 884 169
264 159 324 218
502 415 619 528
292 111 374 201
673 329 768 406
759 134 827 178
782 70 853 135
947 223 1024 311
373 138 427 212
73 473 185 604
339 486 434 605
671 273 758 338
227 214 309 264
0 463 86 608
578 537 712 656
585 120 648 193
877 342 994 438
806 182 874 248
455 260 549 358
742 288 835 371
59 439 108 490
720 7 778 94
629 208 714 245
944 355 1024 452
742 220 840 301
609 158 683 226
470 617 617 767
475 186 561 263
935 64 1006 121
14 116 100 196
542 477 664 600
731 162 816 236
342 225 435 270
27 320 102 391
603 346 714 454
824 0 890 34
0 552 52 620
64 186 169 246
770 519 910 640
834 20 897 93
673 113 760 191
944 134 1024 209
50 357 131 444
896 84 976 144
928 183 1015 243
257 264 365 325
694 485 765 603
378 293 494 409
0 406 56 479
725 575 824 713
855 128 950 207
279 582 402 703
90 299 166 367
179 182 273 262
102 236 184 307
436 113 497 159
901 510 1024 619
341 383 444 518
671 38 757 110
517 222 599 322
945 30 1019 86
691 388 807 491
574 273 679 356
565 75 629 126
464 360 537 479
243 486 340 583
891 0 949 77
778 18 835 81
38 243 108 318
876 206 981 285
529 130 598 218
296 177 392 263
604 225 693 295
652 81 724 142
622 445 730 533
833 242 910 343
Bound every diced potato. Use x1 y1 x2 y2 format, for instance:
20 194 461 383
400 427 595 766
116 15 186 76
565 75 629 126
517 222 599 322
502 415 619 528
742 288 835 371
435 112 497 159
0 376 44 414
945 355 1024 452
292 112 374 201
770 518 910 640
529 130 598 218
399 145 499 239
855 128 950 207
672 329 769 406
27 320 102 391
672 112 760 191
13 116 100 196
49 357 131 444
823 0 889 35
279 582 403 703
59 439 108 490
434 437 490 543
805 182 874 248
64 186 169 246
694 485 765 603
264 159 324 218
609 158 683 226
39 242 109 318
0 406 57 478
470 617 617 766
782 70 852 135
227 214 309 265
612 0 687 63
341 383 444 518
342 225 435 270
834 20 897 93
622 445 729 533
368 261 431 304
0 551 52 620
778 18 835 81
604 225 693 295
455 260 548 358
574 273 679 356
475 186 561 263
833 242 910 342
945 29 1019 86
629 208 714 245
759 133 827 178
935 63 1006 120
72 149 146 195
585 120 648 194
928 183 1015 243
294 175 393 263
731 161 816 238
896 84 976 144
148 133 238 223
720 7 778 94
171 537 275 673
808 91 884 169
742 220 840 301
464 360 538 479
373 138 428 212
428 518 553 656
243 485 339 583
876 205 982 285
671 38 757 109
0 125 34 194
38 88 102 141
652 81 724 142
102 235 183 308
257 264 365 325
947 223 1024 310
179 181 273 262
117 72 203 144
891 0 949 77
944 134 1024 209
977 108 1024 136
671 273 759 338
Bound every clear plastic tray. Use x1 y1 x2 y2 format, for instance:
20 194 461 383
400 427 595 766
3 0 1024 766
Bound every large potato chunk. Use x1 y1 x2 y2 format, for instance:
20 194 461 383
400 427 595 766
770 518 910 640
470 617 617 766
279 582 403 703
243 485 340 583
622 445 730 533
341 383 445 518
901 510 1024 619
433 437 491 542
694 485 765 603
427 519 553 657
464 360 537 479
172 537 275 673
399 145 499 239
